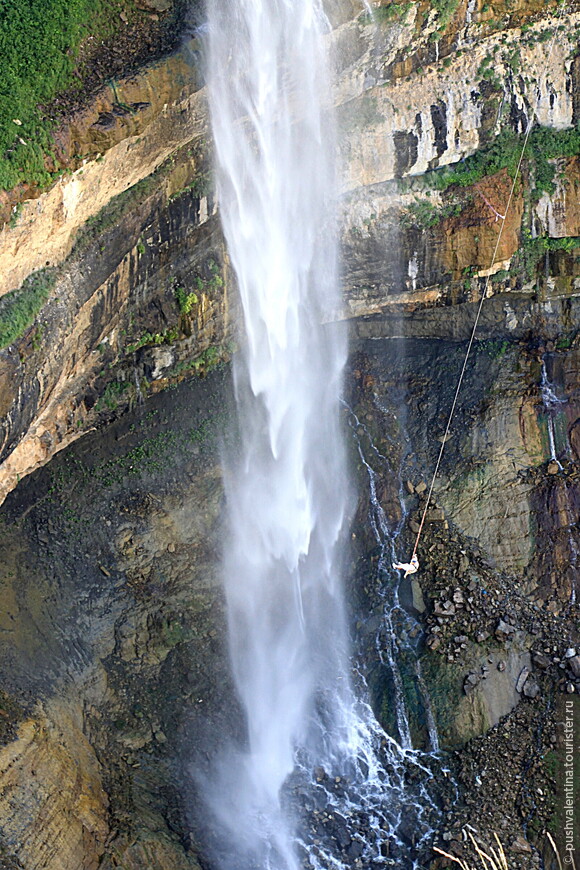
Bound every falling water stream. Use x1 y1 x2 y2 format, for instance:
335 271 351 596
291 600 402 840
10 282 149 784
204 1 445 867
540 358 577 604
541 359 565 469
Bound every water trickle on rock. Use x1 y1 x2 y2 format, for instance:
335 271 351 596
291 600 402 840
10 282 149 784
540 359 566 468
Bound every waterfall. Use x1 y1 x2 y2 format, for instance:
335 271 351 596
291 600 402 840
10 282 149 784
540 359 577 603
206 1 352 866
204 3 447 867
541 359 565 467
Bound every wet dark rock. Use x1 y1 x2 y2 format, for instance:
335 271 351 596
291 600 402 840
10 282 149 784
393 130 419 176
568 656 580 678
347 840 364 859
430 100 448 160
334 825 352 850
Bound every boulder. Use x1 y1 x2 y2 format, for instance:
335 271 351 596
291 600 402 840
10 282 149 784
510 836 533 855
568 655 580 678
495 619 515 640
516 666 530 693
434 601 456 617
531 651 551 670
522 678 540 699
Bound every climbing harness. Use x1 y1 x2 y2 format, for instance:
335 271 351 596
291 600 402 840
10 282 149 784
399 2 567 571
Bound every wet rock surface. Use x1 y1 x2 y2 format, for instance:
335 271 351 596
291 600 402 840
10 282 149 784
1 0 580 867
0 336 578 867
0 369 235 869
347 337 579 866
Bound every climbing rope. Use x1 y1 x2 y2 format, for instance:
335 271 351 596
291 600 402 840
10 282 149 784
409 2 568 563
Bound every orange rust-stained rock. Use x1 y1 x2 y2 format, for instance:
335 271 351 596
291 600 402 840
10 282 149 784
442 170 524 279
560 156 580 236
476 0 568 29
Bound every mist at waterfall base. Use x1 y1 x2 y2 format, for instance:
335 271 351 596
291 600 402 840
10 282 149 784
194 2 445 868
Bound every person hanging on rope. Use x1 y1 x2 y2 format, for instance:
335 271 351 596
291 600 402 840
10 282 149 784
391 8 565 580
392 554 419 578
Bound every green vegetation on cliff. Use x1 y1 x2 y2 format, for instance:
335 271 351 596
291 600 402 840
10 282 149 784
422 125 580 196
431 0 460 38
401 197 463 228
0 269 55 349
0 0 126 190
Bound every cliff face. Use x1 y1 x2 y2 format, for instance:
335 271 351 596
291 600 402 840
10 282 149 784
1 1 580 505
0 1 579 868
0 48 206 299
0 43 238 506
337 0 580 326
0 374 234 870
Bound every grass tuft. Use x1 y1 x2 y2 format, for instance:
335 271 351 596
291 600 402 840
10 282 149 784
434 831 567 870
0 0 127 191
0 268 55 349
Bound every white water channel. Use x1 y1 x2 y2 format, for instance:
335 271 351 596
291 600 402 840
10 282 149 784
205 2 444 867
207 1 352 865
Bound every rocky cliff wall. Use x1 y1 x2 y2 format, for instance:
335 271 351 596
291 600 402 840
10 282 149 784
0 130 238 506
1 1 580 505
0 373 233 870
0 3 580 868
1 333 577 870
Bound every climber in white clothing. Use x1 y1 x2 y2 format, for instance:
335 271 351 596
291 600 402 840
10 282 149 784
392 554 419 578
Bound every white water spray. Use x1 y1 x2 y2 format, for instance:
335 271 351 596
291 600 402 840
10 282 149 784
206 1 352 866
541 360 565 467
540 359 578 604
205 3 448 867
